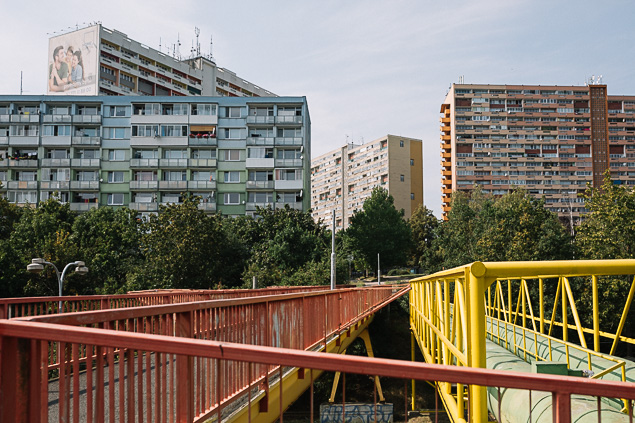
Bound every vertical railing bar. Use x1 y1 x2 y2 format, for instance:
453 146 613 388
310 369 314 423
248 362 252 423
86 343 94 423
498 387 502 423
119 348 125 423
597 396 602 423
279 365 284 423
72 342 80 423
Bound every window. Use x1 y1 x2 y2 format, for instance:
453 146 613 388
400 174 405 182
42 125 71 136
400 140 404 147
223 107 242 118
276 149 301 159
275 169 302 181
223 150 241 161
248 192 273 203
223 128 242 139
46 149 69 159
249 128 274 137
15 171 37 181
250 107 273 116
163 149 187 159
133 149 158 159
410 159 415 166
107 171 125 183
278 106 302 117
277 127 302 137
133 171 157 181
411 193 415 200
108 150 126 161
107 193 124 205
192 171 215 181
248 170 273 181
224 193 240 204
11 125 38 136
224 171 240 183
248 147 273 158
75 149 99 159
277 192 302 203
106 106 128 117
191 104 216 116
76 171 98 181
163 171 186 181
105 127 127 139
133 104 160 116
161 125 188 137
132 125 159 137
191 149 215 159
162 104 188 115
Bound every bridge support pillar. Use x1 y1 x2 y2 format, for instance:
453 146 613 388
467 263 488 423
328 329 385 403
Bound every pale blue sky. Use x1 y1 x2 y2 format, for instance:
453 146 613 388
1 0 633 217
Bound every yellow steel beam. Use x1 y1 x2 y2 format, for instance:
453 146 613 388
228 315 374 423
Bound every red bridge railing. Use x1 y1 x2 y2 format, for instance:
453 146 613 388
0 285 408 422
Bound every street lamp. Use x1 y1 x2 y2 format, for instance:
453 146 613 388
27 258 89 312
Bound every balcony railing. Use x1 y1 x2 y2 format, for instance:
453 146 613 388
70 181 99 190
246 137 275 146
69 202 98 212
6 181 38 189
159 181 187 190
129 181 159 190
275 115 302 125
187 180 216 189
70 158 101 168
129 159 159 168
246 180 274 189
159 159 188 168
246 115 275 124
275 158 303 167
188 158 217 168
128 202 158 212
72 115 102 124
40 181 70 190
275 137 303 146
41 158 71 167
71 136 101 146
43 115 71 123
7 159 38 168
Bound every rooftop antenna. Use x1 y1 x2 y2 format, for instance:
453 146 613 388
459 75 464 84
195 27 201 56
209 35 214 61
20 71 23 95
176 33 182 60
159 37 162 52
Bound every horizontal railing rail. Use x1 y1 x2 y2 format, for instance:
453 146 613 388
2 316 634 423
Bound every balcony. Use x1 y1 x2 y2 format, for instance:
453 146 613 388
159 159 188 168
274 180 303 190
275 158 303 167
275 201 302 210
246 137 274 146
7 181 38 189
9 136 39 146
246 202 274 211
128 202 158 212
40 181 70 190
246 180 274 189
130 158 159 168
275 116 302 125
0 115 9 123
198 202 217 212
275 137 303 146
188 137 217 146
42 135 71 146
129 181 159 190
41 158 71 167
71 159 101 168
0 136 8 145
187 180 216 190
43 114 71 124
70 181 99 190
246 116 274 125
71 136 101 146
187 158 216 168
246 158 274 168
8 159 38 168
70 203 98 212
72 115 102 124
11 114 39 123
159 181 187 190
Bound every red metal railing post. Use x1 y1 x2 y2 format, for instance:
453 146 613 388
176 311 194 422
552 392 571 423
0 335 37 422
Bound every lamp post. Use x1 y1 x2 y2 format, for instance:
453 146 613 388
27 258 89 313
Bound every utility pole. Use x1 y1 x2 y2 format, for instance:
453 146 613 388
330 209 336 290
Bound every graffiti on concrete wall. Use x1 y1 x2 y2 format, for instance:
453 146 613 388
319 403 394 423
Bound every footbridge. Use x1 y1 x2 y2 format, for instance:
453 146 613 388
2 260 635 423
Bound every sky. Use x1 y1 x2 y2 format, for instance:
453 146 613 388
1 0 634 217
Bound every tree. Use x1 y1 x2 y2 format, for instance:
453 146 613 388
129 196 232 290
434 188 572 270
409 204 440 273
576 174 635 259
1 198 78 297
69 207 142 294
345 187 412 270
242 206 330 286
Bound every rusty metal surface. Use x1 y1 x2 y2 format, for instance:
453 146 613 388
0 285 408 422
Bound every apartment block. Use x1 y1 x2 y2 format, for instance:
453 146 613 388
0 95 310 217
441 83 635 222
311 135 422 230
47 24 275 98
